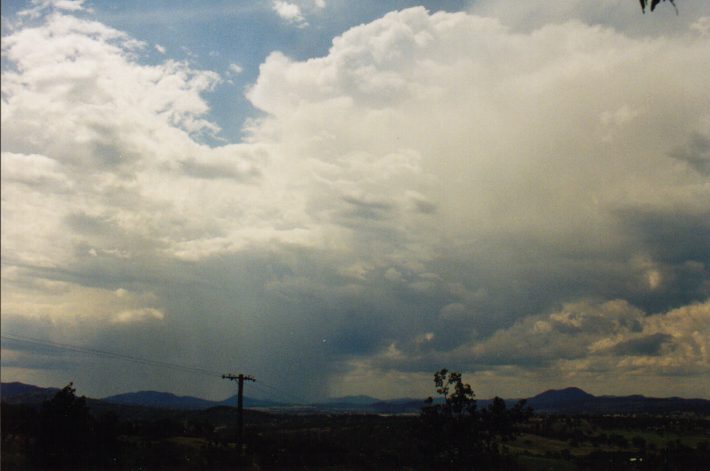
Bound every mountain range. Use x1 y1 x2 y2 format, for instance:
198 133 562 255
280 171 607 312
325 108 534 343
0 382 60 404
2 382 709 415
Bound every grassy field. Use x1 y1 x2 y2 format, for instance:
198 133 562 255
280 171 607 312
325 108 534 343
3 399 709 469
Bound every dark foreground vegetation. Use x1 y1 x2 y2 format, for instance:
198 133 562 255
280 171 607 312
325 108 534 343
2 372 709 470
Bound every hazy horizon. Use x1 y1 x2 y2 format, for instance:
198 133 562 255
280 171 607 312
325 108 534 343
6 377 710 403
2 0 709 403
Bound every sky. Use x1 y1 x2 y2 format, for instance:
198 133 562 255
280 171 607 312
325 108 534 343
1 0 709 402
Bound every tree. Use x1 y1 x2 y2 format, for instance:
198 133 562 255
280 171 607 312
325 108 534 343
425 368 477 417
34 383 94 468
420 369 482 466
33 383 121 469
640 0 677 13
419 369 532 468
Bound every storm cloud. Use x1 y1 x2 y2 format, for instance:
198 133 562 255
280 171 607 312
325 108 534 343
2 1 709 400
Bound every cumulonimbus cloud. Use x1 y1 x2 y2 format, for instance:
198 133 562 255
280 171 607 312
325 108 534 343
2 5 709 399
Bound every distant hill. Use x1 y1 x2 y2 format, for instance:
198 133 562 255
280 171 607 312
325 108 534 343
526 387 710 415
102 391 291 410
102 391 219 410
0 382 59 404
527 387 596 410
4 382 709 415
530 387 595 403
348 388 710 415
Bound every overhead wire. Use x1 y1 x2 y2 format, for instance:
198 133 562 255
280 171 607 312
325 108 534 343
1 333 224 378
248 380 310 406
2 332 315 405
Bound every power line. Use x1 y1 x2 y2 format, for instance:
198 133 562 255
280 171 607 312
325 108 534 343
250 379 310 405
2 332 313 405
1 333 224 378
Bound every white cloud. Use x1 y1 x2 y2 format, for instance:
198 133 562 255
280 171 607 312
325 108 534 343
510 300 710 376
228 62 243 76
0 152 67 187
691 16 710 37
0 13 239 269
247 6 709 260
155 43 166 54
113 308 165 324
19 0 87 19
53 0 86 11
363 300 710 396
272 1 307 27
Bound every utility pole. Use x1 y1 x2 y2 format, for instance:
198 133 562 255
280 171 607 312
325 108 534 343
222 373 255 450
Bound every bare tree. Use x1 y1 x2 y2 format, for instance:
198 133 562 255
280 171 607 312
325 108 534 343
640 0 678 14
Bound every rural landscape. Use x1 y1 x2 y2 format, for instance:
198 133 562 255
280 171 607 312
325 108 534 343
2 370 710 470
